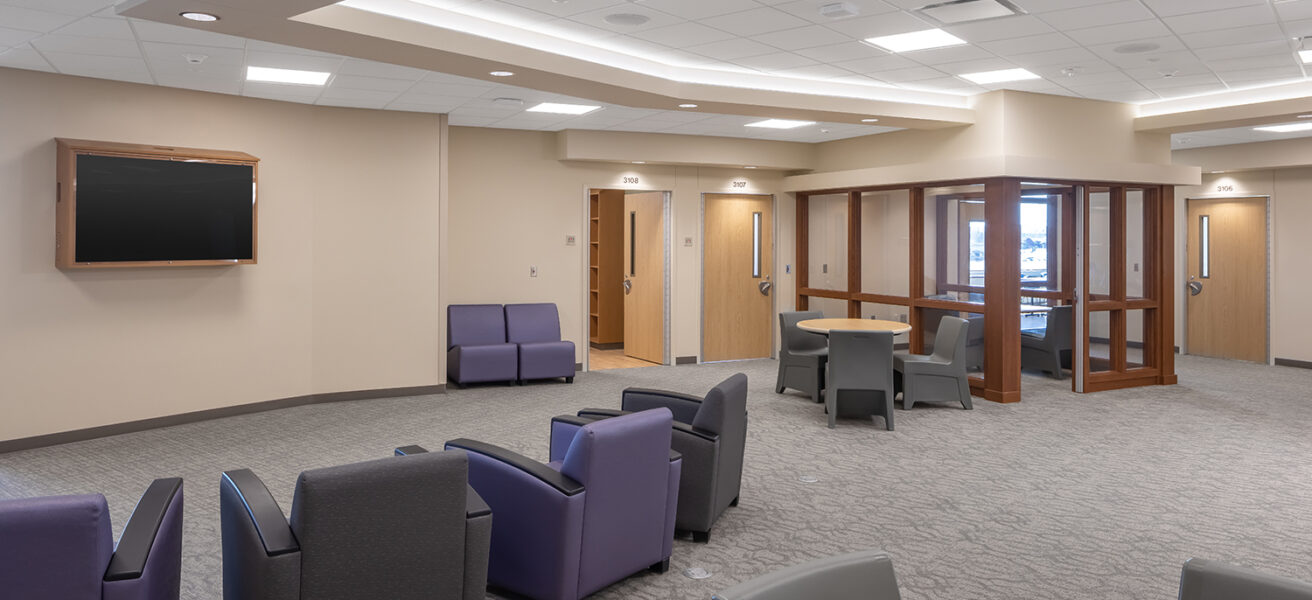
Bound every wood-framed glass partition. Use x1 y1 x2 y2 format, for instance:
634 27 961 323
795 177 1176 402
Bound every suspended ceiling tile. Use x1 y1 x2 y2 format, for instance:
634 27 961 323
0 5 81 33
977 32 1079 56
760 24 852 51
1037 0 1155 31
700 7 814 37
1064 19 1172 47
52 16 134 40
127 18 247 48
631 21 738 48
1141 0 1266 18
1162 4 1276 35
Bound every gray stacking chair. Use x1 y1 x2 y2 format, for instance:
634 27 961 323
776 311 828 403
894 316 972 411
1179 558 1312 600
220 451 492 600
712 550 902 600
1021 305 1073 379
825 330 895 430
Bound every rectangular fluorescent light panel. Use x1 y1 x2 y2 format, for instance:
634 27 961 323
246 66 330 85
865 28 966 53
746 119 816 129
960 67 1040 84
1300 49 1312 63
526 102 601 115
1253 122 1312 133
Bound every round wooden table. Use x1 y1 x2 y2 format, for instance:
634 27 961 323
796 318 912 335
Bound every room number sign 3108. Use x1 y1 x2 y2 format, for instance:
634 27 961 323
623 176 639 184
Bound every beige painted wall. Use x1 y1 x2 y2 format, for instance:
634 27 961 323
0 67 443 441
446 126 792 366
1171 160 1312 364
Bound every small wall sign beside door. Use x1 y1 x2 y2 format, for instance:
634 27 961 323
1216 184 1234 192
732 180 748 189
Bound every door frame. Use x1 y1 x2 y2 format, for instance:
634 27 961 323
579 185 672 372
699 192 778 363
1182 194 1272 363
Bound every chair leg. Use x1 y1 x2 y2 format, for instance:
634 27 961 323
826 391 837 429
649 559 670 574
957 376 973 410
902 375 915 411
1048 350 1065 380
692 530 710 543
883 388 895 430
565 376 574 383
775 362 787 394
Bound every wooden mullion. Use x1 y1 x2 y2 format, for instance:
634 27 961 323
1062 190 1076 305
799 288 852 300
1111 309 1127 372
796 193 809 311
1157 185 1177 384
1111 186 1127 302
853 293 911 306
848 190 862 318
910 187 926 354
1080 186 1091 389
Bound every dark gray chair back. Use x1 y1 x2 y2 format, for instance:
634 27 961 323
713 549 902 600
693 373 748 512
931 316 970 364
780 311 826 353
289 452 470 600
828 330 894 391
1180 558 1312 600
1045 305 1073 349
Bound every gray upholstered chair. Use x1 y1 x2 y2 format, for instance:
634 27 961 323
712 550 902 600
577 372 748 543
825 330 895 431
1179 558 1312 600
220 451 492 600
777 311 828 403
894 315 972 411
1021 305 1072 379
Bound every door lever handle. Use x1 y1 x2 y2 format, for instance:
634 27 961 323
623 279 632 295
1187 280 1202 296
759 281 772 296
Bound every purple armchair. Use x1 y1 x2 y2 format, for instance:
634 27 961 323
505 303 575 384
445 408 680 600
0 478 184 600
448 304 518 386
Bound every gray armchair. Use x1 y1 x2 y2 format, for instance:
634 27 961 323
894 315 973 411
777 311 828 403
712 550 902 600
577 373 748 543
1179 558 1312 600
220 451 491 600
825 330 895 431
1021 305 1072 379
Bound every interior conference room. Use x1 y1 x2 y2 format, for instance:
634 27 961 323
3 0 1312 598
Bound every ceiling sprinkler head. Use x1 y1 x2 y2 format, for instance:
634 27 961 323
184 54 207 65
1060 66 1078 78
1160 69 1178 78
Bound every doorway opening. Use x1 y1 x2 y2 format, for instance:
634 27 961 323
587 188 669 370
1184 196 1269 362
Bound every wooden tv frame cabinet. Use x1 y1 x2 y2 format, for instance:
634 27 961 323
55 138 260 269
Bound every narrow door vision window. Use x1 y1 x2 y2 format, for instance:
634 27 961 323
752 211 762 278
1199 214 1210 278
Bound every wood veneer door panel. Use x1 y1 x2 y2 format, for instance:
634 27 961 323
1185 197 1267 362
704 194 773 361
624 192 666 364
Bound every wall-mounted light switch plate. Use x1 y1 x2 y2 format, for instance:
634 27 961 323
785 264 791 274
684 236 694 247
822 263 828 274
566 235 576 246
530 266 538 277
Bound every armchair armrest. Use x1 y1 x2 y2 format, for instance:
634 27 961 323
104 477 183 581
1180 558 1312 600
220 470 299 556
621 388 703 424
445 439 584 496
395 446 491 518
672 421 719 443
576 408 630 419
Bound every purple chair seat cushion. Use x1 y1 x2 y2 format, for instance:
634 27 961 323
449 343 518 384
518 341 575 380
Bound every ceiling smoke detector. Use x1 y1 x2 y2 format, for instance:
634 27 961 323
915 0 1025 25
818 2 860 19
1060 66 1079 78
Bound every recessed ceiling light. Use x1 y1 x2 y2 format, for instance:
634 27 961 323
744 166 758 169
1298 114 1312 118
1114 42 1160 54
527 102 601 115
246 66 330 86
605 13 650 26
916 0 1024 24
746 119 816 129
678 103 698 108
489 70 514 77
632 161 646 164
180 11 218 22
1209 171 1225 174
861 118 880 122
1300 49 1312 64
1253 122 1312 133
864 29 966 53
959 67 1041 84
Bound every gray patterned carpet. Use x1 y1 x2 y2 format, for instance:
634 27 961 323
2 355 1312 599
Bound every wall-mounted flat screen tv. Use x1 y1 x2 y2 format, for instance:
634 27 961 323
56 138 259 269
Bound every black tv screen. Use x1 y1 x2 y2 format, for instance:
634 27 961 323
74 154 255 263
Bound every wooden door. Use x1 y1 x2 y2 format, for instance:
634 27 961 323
1186 197 1267 362
624 192 666 364
704 194 774 361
